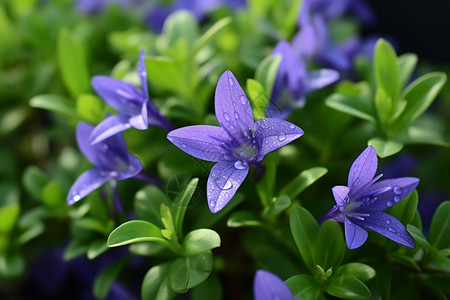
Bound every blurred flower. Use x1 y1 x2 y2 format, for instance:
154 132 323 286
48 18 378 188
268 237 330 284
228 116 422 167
167 70 303 213
320 145 419 249
253 270 298 300
67 122 142 205
306 0 374 25
75 0 141 14
267 40 339 118
89 50 173 145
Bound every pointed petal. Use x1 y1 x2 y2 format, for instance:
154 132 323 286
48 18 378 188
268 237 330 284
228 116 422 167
138 50 149 102
207 160 249 213
167 125 233 162
92 76 144 115
253 270 295 300
348 145 378 191
67 168 111 205
215 70 254 142
115 154 143 180
357 177 420 212
344 216 368 249
129 104 148 130
353 211 415 248
307 69 339 92
89 114 132 145
332 185 350 206
254 118 303 158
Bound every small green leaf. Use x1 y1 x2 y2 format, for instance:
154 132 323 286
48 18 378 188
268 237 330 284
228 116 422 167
134 185 171 228
407 224 433 250
76 94 105 123
169 251 213 292
368 137 403 158
181 229 221 256
280 167 328 199
193 17 231 55
315 220 345 271
256 152 277 207
162 11 199 51
255 54 282 98
374 39 400 106
41 180 64 208
142 262 176 300
171 178 199 237
93 259 128 299
335 263 376 282
262 195 291 220
191 273 223 300
57 27 91 98
107 220 169 248
398 53 417 89
374 87 392 124
325 93 376 123
0 254 25 278
227 210 263 228
429 201 450 250
286 274 320 300
87 240 108 260
389 252 421 271
30 94 78 118
146 56 185 93
247 78 269 120
326 275 371 300
397 115 450 147
0 184 20 233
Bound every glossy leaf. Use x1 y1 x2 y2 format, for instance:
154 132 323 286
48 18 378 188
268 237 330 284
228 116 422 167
76 93 105 123
227 210 263 227
280 167 328 199
146 56 185 92
171 178 199 237
193 17 231 55
325 93 376 123
0 184 20 233
428 201 450 250
256 153 277 207
247 78 269 120
368 137 403 158
181 229 221 256
407 224 433 251
107 220 169 248
93 259 128 299
191 273 223 300
315 220 345 271
285 274 320 300
262 195 291 220
326 275 371 300
169 251 213 292
134 185 171 228
335 263 376 282
398 53 417 88
374 39 400 106
255 54 282 98
162 11 199 51
389 189 418 226
29 94 78 118
142 262 176 300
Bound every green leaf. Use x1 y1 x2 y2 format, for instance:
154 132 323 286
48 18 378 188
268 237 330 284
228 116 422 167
169 251 213 292
429 201 450 250
394 72 447 132
171 178 199 237
315 220 345 271
181 229 220 256
407 224 433 251
162 11 199 51
134 185 171 228
326 275 371 300
255 54 282 98
29 94 78 118
374 39 400 106
107 220 169 248
325 93 376 123
374 87 392 124
191 273 223 300
193 17 231 55
397 115 450 147
256 152 277 207
87 240 108 260
57 27 91 98
262 195 291 220
93 259 128 299
0 254 25 278
227 210 263 228
368 137 403 158
398 53 418 89
290 206 319 272
76 94 105 123
279 167 328 199
389 252 421 271
286 274 320 300
0 184 20 233
389 189 418 226
41 180 65 208
335 263 376 282
145 56 185 93
247 79 269 120
142 262 176 300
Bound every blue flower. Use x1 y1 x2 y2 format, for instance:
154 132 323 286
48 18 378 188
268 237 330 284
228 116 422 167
321 145 419 249
89 50 173 145
253 270 299 300
167 70 304 213
67 122 143 205
267 40 339 118
75 0 141 14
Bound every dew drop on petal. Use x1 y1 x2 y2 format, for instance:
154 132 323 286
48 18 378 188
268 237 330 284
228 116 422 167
223 113 231 121
386 201 393 207
386 219 391 225
393 186 402 194
210 201 215 207
235 112 239 119
277 132 286 141
240 95 247 105
228 78 233 86
234 160 247 170
181 143 187 148
289 124 295 129
109 171 118 177
388 227 396 233
222 180 232 190
73 194 81 202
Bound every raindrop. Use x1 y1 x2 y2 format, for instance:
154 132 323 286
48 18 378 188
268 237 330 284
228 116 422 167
386 201 393 207
73 194 81 202
210 201 215 207
109 171 118 177
228 78 234 85
102 144 109 151
181 143 187 148
393 196 401 202
240 95 247 105
289 124 295 129
216 179 232 190
393 186 402 194
223 113 231 121
235 112 239 119
277 132 286 141
388 227 396 233
386 219 391 225
234 160 247 170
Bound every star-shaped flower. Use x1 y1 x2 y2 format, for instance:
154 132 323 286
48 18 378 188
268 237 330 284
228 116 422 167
267 40 339 118
89 50 173 145
167 70 304 213
67 122 143 205
253 270 298 300
321 145 419 249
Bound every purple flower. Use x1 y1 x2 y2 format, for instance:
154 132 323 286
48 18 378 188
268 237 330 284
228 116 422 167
253 270 298 300
75 0 141 14
67 122 142 205
320 146 419 249
268 40 339 118
167 70 303 213
89 50 173 145
306 0 374 25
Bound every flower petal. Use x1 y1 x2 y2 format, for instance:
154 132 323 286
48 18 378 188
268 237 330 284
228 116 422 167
92 76 144 115
215 70 254 143
138 50 149 103
348 145 378 191
115 154 143 181
307 68 339 92
344 216 368 249
357 177 420 212
89 114 132 145
67 168 111 205
167 125 233 162
207 160 249 213
253 270 295 300
332 185 350 206
254 118 303 159
129 104 148 130
353 211 415 248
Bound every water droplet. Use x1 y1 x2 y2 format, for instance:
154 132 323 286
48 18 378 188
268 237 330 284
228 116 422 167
394 196 401 202
210 201 215 207
234 160 247 170
240 95 247 105
228 78 233 85
277 132 286 141
289 124 295 129
181 143 187 148
386 201 393 207
109 171 118 177
223 113 231 121
216 178 232 190
102 144 109 151
73 194 81 201
386 219 391 225
388 227 396 233
393 186 402 194
234 112 239 119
